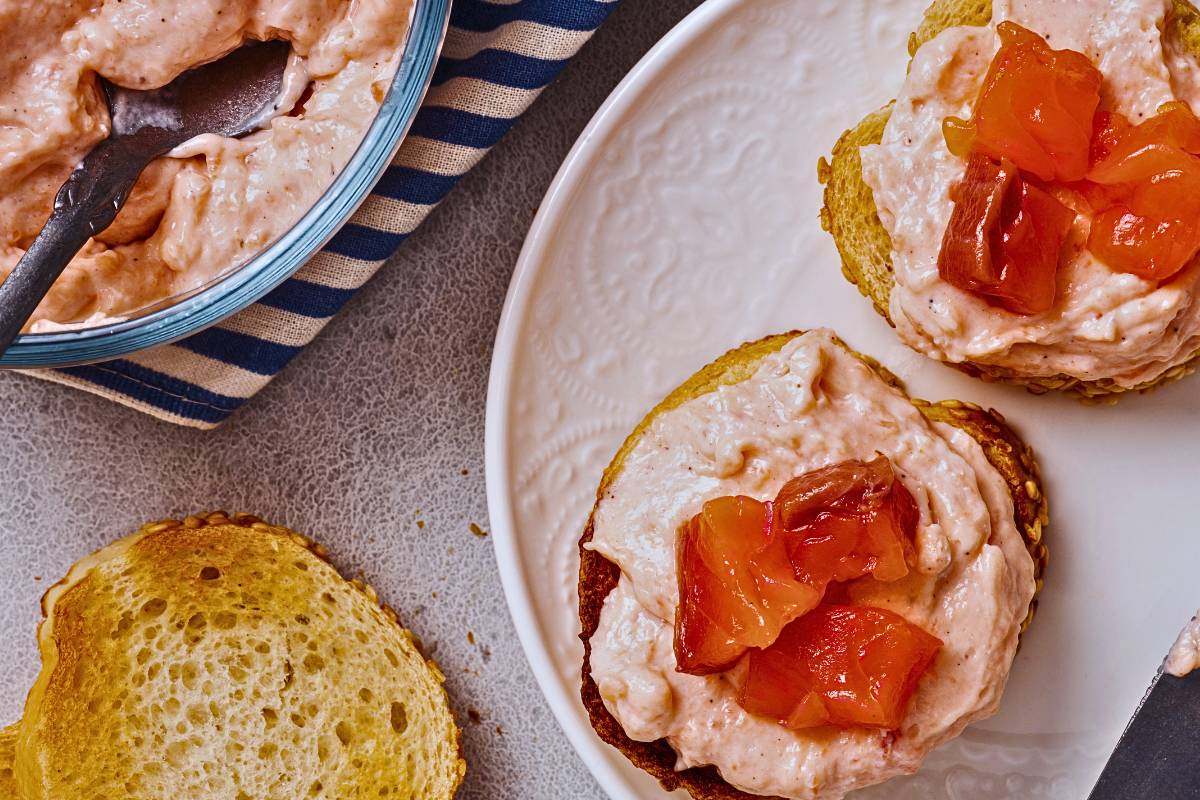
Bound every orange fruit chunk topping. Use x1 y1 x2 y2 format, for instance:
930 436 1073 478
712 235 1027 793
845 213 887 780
738 605 943 730
936 23 1092 314
673 457 940 729
939 24 1200 303
776 455 918 585
674 495 820 674
1082 102 1200 280
938 151 1077 314
944 22 1101 182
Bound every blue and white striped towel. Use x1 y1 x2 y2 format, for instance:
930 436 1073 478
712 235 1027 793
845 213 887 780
33 0 620 428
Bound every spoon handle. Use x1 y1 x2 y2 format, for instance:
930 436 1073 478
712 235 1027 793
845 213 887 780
0 136 150 353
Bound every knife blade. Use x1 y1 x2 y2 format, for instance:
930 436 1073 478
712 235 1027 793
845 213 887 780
1087 666 1200 799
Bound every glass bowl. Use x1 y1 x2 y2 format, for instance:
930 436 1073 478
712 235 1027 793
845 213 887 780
0 0 451 369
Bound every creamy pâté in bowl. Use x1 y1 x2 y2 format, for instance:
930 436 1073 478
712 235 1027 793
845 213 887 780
0 0 412 332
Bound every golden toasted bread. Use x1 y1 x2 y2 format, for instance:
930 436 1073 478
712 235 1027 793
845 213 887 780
16 512 465 800
1 722 17 799
578 332 1048 800
819 0 1200 398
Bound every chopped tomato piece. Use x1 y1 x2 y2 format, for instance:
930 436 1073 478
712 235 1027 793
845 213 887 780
941 154 1017 303
672 462 942 731
1090 111 1133 166
776 456 918 585
1000 177 1078 307
1084 102 1200 280
774 456 896 526
675 495 820 674
738 605 943 730
1068 179 1124 215
939 152 1076 314
674 457 921 677
1091 102 1200 173
945 22 1101 182
1089 142 1200 190
1149 101 1200 153
940 23 1200 287
1088 211 1200 281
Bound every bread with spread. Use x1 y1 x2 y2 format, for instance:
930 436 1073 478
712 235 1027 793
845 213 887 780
579 330 1046 799
821 0 1200 397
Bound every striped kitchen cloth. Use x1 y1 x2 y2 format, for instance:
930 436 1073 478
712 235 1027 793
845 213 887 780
32 0 620 429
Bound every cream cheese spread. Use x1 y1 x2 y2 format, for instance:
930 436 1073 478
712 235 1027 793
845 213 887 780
586 330 1036 799
860 0 1200 386
0 0 412 330
1167 611 1200 677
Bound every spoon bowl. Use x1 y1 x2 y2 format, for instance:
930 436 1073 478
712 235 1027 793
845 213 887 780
0 39 292 352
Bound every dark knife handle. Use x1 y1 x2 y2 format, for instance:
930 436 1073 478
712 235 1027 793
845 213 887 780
0 136 149 352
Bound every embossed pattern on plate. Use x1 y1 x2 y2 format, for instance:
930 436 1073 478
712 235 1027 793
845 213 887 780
486 0 1200 797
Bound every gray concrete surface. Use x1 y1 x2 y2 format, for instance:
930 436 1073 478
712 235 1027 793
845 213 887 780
0 1 704 796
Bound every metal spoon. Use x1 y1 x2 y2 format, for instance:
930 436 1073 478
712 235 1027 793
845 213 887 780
0 39 291 353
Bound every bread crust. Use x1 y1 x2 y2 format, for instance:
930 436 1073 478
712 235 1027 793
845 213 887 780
578 332 1048 799
0 722 18 800
818 0 1200 399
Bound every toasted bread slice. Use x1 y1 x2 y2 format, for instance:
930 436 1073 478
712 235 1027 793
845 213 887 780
819 0 1200 399
579 332 1048 800
1 722 17 799
16 512 465 800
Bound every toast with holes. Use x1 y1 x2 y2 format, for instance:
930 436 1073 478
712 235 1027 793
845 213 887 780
14 512 465 800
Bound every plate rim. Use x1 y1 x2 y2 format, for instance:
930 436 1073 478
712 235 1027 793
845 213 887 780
484 0 747 797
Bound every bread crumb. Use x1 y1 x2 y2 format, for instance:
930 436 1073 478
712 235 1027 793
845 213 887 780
469 523 488 538
467 708 482 724
466 631 475 645
416 520 425 529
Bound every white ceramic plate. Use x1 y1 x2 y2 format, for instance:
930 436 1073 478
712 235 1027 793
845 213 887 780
485 0 1200 797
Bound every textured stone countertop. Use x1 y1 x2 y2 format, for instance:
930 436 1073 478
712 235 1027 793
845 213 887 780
0 1 703 797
